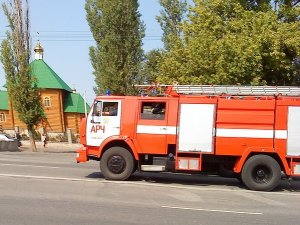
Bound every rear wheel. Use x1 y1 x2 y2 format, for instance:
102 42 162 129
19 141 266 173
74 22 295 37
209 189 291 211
100 147 134 180
241 155 281 191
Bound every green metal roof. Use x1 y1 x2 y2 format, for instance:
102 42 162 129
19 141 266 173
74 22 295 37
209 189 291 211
30 59 73 92
64 92 90 113
0 91 8 110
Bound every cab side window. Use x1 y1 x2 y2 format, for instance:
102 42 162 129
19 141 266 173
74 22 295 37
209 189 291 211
102 102 118 116
141 102 166 120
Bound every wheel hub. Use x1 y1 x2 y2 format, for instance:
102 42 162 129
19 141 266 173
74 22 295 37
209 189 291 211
108 155 126 174
253 166 272 183
257 169 265 177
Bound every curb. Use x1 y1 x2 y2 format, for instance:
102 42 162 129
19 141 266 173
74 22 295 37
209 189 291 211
18 141 82 154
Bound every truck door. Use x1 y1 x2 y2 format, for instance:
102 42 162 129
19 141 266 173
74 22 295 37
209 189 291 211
86 100 121 147
287 106 300 156
178 103 216 153
136 100 170 154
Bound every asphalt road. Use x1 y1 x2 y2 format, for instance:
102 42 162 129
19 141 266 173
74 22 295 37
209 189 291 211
0 151 300 225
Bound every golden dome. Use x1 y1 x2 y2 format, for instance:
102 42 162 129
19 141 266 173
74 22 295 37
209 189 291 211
34 42 44 53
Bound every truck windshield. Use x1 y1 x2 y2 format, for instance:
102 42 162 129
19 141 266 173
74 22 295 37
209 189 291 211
92 101 102 117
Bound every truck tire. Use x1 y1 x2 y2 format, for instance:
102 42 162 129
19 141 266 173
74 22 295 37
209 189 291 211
241 155 281 191
100 147 134 181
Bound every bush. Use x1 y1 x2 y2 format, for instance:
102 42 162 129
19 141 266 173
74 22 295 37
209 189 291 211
21 134 29 140
48 134 67 142
72 133 79 143
33 130 41 141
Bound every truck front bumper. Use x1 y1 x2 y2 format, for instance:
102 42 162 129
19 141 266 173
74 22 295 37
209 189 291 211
76 147 88 163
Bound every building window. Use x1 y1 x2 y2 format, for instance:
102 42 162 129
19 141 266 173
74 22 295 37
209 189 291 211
0 113 6 122
44 97 51 107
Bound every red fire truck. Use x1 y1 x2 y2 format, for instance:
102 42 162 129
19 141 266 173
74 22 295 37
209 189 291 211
76 85 300 191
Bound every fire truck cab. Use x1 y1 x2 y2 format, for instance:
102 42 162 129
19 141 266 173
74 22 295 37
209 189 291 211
77 85 300 191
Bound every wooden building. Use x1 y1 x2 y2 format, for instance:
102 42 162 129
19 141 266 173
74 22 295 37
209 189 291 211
0 43 89 136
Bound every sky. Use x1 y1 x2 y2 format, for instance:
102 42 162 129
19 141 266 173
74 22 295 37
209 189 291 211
0 0 164 104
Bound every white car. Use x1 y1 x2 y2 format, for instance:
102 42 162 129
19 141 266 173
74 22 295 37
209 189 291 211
0 133 15 141
0 133 21 147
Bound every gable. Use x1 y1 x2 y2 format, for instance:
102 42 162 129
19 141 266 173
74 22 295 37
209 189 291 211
30 59 73 92
64 93 90 114
0 91 8 110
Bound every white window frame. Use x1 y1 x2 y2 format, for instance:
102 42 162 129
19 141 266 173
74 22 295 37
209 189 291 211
0 112 6 122
44 96 51 107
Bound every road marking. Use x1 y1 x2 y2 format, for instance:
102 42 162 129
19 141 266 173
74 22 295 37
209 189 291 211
0 163 61 169
0 173 99 182
161 205 263 215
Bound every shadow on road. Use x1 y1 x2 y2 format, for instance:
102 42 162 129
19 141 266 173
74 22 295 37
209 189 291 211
86 171 300 192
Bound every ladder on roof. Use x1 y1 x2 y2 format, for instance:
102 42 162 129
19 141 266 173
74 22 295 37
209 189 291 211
171 85 300 96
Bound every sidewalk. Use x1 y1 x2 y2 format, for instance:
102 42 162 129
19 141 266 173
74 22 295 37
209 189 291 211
20 140 82 153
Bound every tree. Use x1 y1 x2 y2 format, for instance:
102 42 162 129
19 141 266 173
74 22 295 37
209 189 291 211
86 0 145 95
140 0 187 84
139 49 163 84
0 0 44 152
157 0 300 86
238 0 271 11
276 0 300 22
157 0 187 50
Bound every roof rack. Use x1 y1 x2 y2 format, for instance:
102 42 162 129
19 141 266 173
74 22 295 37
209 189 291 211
171 85 300 96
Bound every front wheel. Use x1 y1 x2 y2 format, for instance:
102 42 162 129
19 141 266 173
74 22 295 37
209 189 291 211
241 155 281 191
100 147 134 181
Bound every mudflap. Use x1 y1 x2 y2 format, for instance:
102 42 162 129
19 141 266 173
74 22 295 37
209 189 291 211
76 147 88 163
